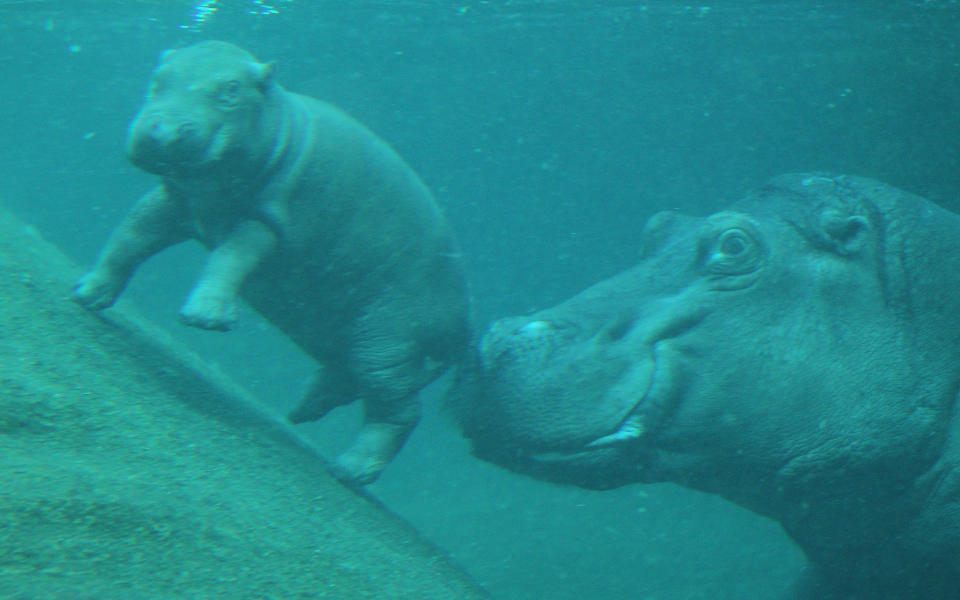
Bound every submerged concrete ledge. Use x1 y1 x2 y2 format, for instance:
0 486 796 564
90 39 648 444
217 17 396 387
0 205 489 599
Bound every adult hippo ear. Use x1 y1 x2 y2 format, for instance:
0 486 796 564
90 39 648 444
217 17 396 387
458 173 960 598
779 175 873 255
816 207 869 253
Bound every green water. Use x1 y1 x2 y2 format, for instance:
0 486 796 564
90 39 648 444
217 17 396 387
1 2 957 598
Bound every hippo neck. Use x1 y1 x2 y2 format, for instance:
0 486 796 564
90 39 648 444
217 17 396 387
252 85 300 181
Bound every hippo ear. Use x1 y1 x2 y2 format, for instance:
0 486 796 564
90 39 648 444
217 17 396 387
159 48 177 64
818 207 870 255
255 61 277 91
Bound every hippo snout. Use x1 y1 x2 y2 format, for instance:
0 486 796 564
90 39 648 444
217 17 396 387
127 111 211 174
144 119 198 147
459 313 661 488
457 283 709 488
463 312 661 460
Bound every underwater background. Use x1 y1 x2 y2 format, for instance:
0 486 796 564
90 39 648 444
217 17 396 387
1 1 958 598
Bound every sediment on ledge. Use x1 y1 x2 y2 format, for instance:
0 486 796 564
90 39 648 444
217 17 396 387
0 205 488 599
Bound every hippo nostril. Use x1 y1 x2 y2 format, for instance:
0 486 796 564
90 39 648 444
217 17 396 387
142 121 173 147
603 316 635 343
512 320 559 352
143 120 196 146
148 120 168 135
176 122 197 137
481 319 554 367
517 320 552 337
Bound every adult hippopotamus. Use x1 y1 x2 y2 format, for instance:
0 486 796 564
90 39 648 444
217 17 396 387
73 41 471 486
455 174 960 599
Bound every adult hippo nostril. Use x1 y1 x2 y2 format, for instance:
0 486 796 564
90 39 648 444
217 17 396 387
479 318 573 370
516 319 553 338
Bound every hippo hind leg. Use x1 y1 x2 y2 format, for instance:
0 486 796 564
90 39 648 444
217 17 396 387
330 334 439 486
331 388 421 486
287 364 357 424
287 352 426 486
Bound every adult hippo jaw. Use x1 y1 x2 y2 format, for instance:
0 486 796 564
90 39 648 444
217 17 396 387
127 42 274 176
458 174 960 598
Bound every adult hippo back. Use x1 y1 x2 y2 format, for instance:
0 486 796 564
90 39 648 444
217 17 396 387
456 174 960 599
73 41 471 486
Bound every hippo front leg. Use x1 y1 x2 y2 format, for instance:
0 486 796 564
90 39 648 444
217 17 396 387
179 219 277 331
74 186 188 310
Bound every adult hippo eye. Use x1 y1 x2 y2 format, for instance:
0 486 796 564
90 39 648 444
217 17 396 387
705 228 764 276
719 229 748 256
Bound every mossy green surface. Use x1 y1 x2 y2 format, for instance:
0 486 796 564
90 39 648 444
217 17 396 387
0 208 488 599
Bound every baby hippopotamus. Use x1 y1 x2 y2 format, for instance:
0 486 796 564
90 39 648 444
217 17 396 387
73 41 471 485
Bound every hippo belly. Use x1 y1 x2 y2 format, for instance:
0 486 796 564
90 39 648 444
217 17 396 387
455 174 960 599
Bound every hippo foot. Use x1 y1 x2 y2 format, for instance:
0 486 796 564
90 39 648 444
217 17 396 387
329 451 386 487
72 270 124 310
328 422 413 486
179 291 238 331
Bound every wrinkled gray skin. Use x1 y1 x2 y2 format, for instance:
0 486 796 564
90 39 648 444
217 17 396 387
73 41 470 486
457 174 960 599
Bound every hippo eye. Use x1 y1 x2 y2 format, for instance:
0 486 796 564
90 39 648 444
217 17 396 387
216 80 241 106
719 230 748 256
705 228 763 275
148 66 171 97
147 78 164 98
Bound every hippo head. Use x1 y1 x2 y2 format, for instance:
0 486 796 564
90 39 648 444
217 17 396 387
127 41 276 176
457 174 960 509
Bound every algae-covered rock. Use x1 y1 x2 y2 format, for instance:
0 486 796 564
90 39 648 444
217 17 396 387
0 205 488 599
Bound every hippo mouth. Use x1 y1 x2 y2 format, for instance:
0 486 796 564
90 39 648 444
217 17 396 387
520 413 647 463
523 345 676 462
470 318 683 468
